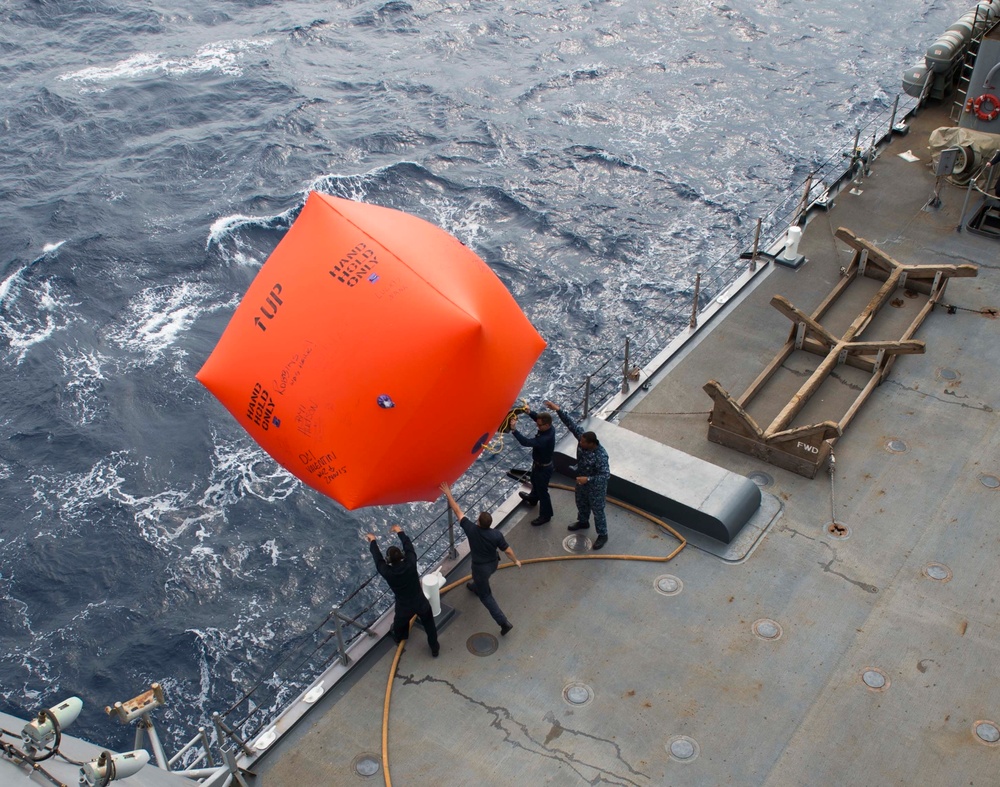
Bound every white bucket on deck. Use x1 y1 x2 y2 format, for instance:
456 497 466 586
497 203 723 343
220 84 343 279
421 570 446 616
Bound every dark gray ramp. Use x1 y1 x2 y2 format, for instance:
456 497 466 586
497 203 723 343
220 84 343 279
554 418 761 543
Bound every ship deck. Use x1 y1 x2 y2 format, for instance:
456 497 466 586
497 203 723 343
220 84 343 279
249 102 1000 786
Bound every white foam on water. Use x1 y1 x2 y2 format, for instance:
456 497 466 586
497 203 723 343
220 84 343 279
49 452 131 531
207 163 434 265
107 281 212 364
58 38 274 87
57 345 110 426
41 240 66 254
0 583 60 700
201 434 298 510
0 276 75 364
307 165 407 204
420 195 489 249
0 264 25 307
207 212 275 248
262 539 281 567
33 452 203 547
205 207 298 267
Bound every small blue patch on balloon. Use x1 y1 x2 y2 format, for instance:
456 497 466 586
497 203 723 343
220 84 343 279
368 273 380 284
272 417 281 427
471 432 489 453
377 394 395 409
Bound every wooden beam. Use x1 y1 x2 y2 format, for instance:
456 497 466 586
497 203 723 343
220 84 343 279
738 341 795 407
765 348 842 434
902 264 978 279
767 421 842 442
704 380 763 440
770 295 838 347
842 339 925 356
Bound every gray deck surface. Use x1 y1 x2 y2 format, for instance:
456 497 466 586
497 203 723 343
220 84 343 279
251 103 1000 786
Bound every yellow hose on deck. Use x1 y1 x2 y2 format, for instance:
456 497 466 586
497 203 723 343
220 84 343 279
380 488 687 786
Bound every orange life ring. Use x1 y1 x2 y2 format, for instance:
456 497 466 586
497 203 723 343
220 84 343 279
972 93 1000 122
965 97 975 113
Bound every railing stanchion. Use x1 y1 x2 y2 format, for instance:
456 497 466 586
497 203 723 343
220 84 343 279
331 605 349 666
689 273 701 329
750 218 762 272
621 337 631 394
957 175 978 232
213 712 253 757
447 503 457 559
794 173 814 224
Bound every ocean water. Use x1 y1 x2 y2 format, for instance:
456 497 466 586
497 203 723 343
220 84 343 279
0 0 968 753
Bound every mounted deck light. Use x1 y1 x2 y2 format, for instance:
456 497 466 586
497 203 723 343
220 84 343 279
20 696 82 757
79 749 150 786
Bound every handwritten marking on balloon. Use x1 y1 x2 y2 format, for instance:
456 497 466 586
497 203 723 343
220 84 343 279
296 401 319 437
273 345 314 397
300 449 347 483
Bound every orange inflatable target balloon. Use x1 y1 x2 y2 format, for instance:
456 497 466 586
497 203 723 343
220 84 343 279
197 192 546 509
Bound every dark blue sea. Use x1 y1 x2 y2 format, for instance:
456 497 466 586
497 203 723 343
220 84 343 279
0 0 966 754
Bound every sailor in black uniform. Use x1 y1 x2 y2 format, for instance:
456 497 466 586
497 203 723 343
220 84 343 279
366 525 440 656
511 408 556 525
440 482 521 636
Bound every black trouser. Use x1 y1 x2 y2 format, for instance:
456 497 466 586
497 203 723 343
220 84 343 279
392 598 439 650
470 561 510 627
528 462 554 519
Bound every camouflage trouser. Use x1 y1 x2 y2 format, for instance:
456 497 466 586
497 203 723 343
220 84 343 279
575 481 608 536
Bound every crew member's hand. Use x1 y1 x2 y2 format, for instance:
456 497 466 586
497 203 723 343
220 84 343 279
390 524 403 534
364 533 376 543
439 481 450 494
576 476 589 485
544 400 559 411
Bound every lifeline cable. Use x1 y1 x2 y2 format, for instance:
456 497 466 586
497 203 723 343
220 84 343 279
378 486 687 787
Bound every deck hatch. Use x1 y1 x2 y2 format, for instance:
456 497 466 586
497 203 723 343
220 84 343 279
923 562 952 581
654 575 683 596
466 633 498 656
562 534 592 553
352 753 380 777
666 735 700 762
752 619 783 640
975 722 1000 745
862 668 889 691
562 683 593 706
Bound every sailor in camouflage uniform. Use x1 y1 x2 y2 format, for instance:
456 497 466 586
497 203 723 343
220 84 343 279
544 401 611 550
